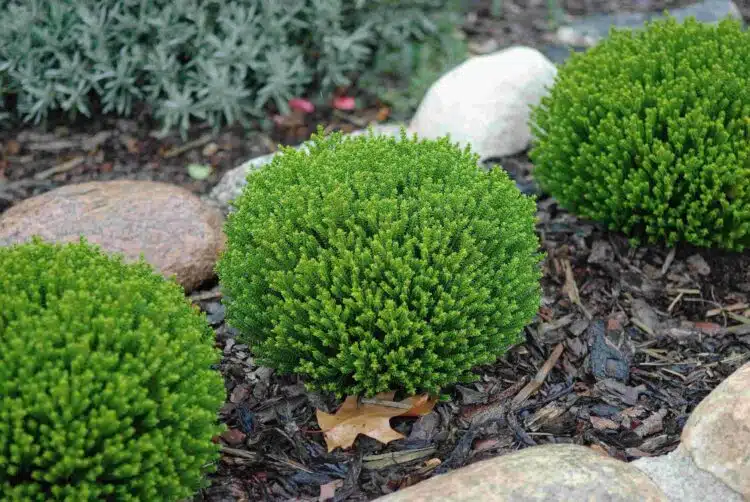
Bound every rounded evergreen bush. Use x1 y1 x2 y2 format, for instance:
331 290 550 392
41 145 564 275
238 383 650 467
530 16 750 251
0 238 225 501
217 128 543 397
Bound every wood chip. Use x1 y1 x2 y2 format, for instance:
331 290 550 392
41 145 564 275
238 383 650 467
590 416 619 430
27 139 78 152
362 447 436 470
634 408 667 438
512 343 564 408
319 480 343 502
658 247 676 277
707 302 749 317
631 298 660 336
221 446 260 461
525 401 568 431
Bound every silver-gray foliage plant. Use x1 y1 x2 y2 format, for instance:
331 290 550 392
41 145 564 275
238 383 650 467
0 0 465 136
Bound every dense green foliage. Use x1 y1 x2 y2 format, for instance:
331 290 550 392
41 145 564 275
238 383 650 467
0 238 225 501
217 129 543 397
0 0 465 135
530 17 750 251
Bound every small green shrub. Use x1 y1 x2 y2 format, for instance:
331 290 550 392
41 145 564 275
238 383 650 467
0 0 465 136
530 16 750 251
217 128 543 397
0 238 225 501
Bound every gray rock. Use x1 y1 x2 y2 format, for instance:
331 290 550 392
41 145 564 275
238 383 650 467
207 151 280 211
551 0 742 62
634 446 743 502
0 180 225 292
208 123 405 213
374 443 667 501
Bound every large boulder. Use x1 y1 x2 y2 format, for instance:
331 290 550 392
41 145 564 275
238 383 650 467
0 180 225 291
375 443 667 501
679 362 750 498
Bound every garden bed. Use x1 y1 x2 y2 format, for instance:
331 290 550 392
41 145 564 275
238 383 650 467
191 197 750 501
1 1 749 501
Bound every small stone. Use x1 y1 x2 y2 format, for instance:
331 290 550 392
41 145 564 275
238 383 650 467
686 254 711 276
634 447 743 502
407 46 557 161
208 151 279 211
374 444 667 501
202 142 220 157
0 180 225 292
680 362 750 498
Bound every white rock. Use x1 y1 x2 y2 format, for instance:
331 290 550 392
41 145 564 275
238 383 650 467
407 46 557 161
634 446 743 502
680 362 750 498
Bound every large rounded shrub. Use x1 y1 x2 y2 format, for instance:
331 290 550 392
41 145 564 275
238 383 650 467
0 238 225 501
217 129 543 397
530 16 750 251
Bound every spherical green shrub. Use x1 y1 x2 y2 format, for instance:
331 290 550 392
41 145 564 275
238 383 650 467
0 238 225 501
217 128 543 397
529 16 750 251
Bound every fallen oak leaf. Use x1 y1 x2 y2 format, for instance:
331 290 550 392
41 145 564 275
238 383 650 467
316 392 436 452
400 394 438 417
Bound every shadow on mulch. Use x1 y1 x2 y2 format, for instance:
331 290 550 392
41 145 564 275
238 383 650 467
1 1 749 501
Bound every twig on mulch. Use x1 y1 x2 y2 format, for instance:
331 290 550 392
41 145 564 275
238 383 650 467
512 343 564 408
221 446 260 461
163 133 214 158
562 260 592 320
360 398 413 409
34 156 86 180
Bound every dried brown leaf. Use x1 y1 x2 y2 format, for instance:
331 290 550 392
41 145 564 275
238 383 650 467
316 393 434 452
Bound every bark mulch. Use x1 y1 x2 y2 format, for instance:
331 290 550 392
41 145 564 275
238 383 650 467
1 1 749 501
192 198 750 501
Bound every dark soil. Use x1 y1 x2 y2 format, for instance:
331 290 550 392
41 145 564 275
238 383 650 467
2 1 750 501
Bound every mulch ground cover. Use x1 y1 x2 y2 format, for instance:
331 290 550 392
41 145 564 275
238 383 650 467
2 1 750 501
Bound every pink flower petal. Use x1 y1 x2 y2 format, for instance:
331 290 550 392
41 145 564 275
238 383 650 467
288 98 315 114
333 96 356 111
